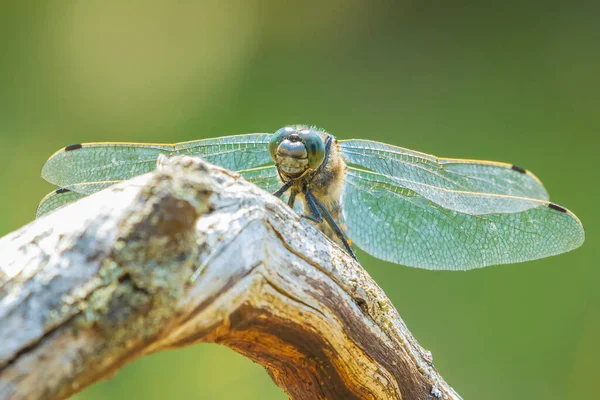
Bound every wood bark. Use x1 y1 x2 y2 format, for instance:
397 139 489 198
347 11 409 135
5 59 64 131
0 156 461 400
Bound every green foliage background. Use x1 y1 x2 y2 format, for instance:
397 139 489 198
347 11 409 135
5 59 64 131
1 1 598 399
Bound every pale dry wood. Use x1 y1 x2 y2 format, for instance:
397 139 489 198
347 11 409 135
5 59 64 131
0 156 461 400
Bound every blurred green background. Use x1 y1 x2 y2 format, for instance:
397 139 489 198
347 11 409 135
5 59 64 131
1 1 598 399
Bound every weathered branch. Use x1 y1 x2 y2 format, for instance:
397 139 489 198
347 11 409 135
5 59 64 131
0 156 461 400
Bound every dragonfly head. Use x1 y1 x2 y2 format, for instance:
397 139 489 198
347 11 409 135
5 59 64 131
269 126 326 180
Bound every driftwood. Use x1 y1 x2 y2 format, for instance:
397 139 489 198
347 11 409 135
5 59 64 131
0 156 461 400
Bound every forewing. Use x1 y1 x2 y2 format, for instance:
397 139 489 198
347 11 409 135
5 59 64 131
36 189 86 218
339 140 548 214
342 167 584 270
174 134 273 171
42 143 170 192
42 134 273 193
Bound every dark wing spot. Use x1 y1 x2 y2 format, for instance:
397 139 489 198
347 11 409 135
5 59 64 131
56 188 71 194
548 203 567 213
65 143 83 151
511 165 527 174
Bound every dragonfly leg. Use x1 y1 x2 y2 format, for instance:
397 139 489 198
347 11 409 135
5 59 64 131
310 192 357 260
273 181 292 198
302 188 323 223
307 135 332 184
319 135 333 172
288 189 297 208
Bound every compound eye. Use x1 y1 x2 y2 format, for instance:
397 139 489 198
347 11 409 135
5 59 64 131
297 129 326 169
269 126 295 161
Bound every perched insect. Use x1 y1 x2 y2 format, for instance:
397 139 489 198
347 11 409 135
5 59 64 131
38 125 584 270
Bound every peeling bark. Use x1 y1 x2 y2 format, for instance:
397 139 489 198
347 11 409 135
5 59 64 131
0 156 461 400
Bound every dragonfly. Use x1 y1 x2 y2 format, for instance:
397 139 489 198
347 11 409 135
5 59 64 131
37 125 585 271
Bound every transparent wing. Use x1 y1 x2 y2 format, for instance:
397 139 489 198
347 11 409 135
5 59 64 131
342 167 584 270
339 140 548 214
42 143 170 193
238 165 281 193
174 134 272 170
42 134 273 193
35 167 280 219
36 188 87 218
